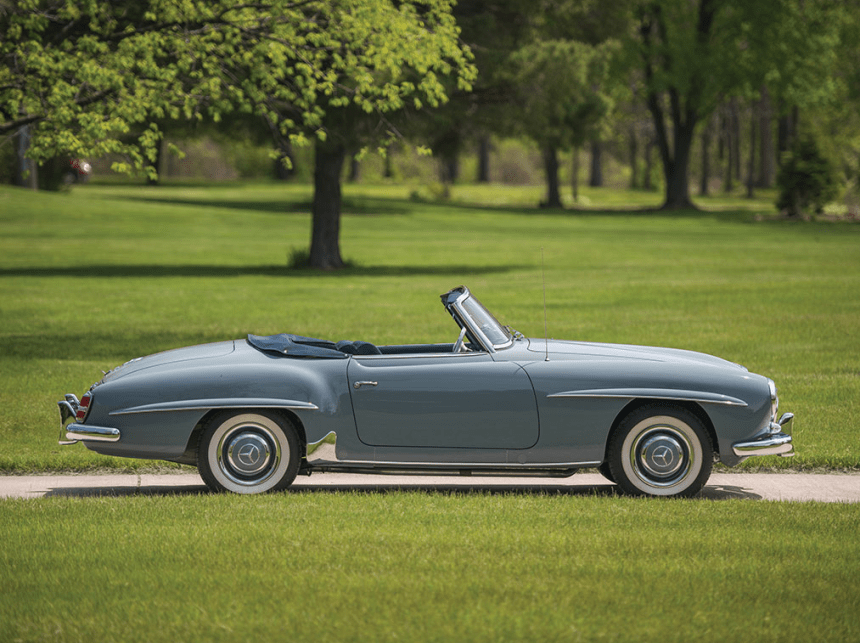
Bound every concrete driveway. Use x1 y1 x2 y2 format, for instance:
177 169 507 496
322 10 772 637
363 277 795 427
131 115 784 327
1 471 859 502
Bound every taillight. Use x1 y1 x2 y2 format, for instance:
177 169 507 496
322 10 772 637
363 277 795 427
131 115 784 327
76 392 92 423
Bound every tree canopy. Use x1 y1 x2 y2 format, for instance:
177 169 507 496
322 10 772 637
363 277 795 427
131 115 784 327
628 0 844 208
0 0 475 177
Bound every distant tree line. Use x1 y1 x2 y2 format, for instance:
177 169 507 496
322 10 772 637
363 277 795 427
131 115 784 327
2 0 857 267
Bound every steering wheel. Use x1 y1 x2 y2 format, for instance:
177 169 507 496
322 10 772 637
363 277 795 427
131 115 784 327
453 327 468 353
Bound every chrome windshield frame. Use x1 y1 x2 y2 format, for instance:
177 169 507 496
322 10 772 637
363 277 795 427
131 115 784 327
444 286 513 353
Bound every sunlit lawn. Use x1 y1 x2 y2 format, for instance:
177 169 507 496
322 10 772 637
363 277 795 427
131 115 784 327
0 181 858 471
2 180 859 643
1 492 858 643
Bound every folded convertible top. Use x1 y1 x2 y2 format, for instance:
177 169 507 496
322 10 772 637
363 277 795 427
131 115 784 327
247 333 348 359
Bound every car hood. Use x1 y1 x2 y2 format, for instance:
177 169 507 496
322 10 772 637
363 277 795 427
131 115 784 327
525 338 746 371
102 340 236 381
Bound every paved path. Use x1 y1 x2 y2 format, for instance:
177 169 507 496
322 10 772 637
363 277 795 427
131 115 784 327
2 472 859 502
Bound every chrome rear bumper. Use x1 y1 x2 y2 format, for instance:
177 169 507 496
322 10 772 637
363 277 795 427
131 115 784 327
58 397 121 444
732 412 794 457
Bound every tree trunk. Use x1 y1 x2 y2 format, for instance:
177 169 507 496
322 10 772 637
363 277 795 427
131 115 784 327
572 147 580 203
639 0 717 209
477 135 491 183
731 100 741 182
646 93 697 209
746 101 756 199
589 140 603 187
383 144 394 179
309 139 346 270
700 117 711 196
348 152 360 183
662 136 695 209
439 155 459 185
722 109 734 193
15 126 38 190
777 104 798 160
644 135 654 190
542 145 562 208
629 126 639 189
757 89 774 188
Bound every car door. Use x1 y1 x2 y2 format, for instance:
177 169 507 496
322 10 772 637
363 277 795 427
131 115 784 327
348 352 539 450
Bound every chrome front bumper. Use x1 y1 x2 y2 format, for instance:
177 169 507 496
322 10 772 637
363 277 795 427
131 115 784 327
58 396 121 445
732 412 795 457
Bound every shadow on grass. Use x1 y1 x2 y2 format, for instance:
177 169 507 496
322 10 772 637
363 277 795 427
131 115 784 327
41 480 762 500
103 194 413 217
0 263 526 279
90 183 792 224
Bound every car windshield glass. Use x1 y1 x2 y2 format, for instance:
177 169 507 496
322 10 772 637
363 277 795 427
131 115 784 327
460 295 511 347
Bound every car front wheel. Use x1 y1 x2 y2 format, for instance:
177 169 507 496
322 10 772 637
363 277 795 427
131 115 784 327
198 411 299 494
608 405 713 498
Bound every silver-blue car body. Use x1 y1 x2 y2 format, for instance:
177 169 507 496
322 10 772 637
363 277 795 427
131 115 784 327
58 286 794 497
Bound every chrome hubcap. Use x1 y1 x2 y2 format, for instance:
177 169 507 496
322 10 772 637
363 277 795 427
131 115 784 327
216 423 281 486
227 432 272 476
639 434 684 478
631 427 692 486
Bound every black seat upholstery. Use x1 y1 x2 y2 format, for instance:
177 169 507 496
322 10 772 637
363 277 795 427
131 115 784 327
336 340 381 355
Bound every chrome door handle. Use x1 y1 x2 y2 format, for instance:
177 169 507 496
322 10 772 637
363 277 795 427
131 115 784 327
353 381 378 390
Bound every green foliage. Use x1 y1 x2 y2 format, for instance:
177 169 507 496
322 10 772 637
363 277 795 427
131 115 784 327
626 0 845 207
508 39 620 150
0 0 475 176
776 137 840 217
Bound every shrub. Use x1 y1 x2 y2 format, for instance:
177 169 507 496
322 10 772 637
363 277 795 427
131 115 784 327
776 137 839 218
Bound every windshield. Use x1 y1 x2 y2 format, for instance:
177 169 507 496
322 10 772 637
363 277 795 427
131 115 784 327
460 294 512 348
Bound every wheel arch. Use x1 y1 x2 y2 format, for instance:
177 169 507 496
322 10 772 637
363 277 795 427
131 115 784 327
180 407 309 465
603 398 718 464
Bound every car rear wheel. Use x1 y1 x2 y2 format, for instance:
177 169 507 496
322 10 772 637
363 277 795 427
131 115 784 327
608 405 713 498
198 411 299 494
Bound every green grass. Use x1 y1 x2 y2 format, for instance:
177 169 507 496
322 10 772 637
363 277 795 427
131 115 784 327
1 181 859 471
2 182 858 643
1 492 858 643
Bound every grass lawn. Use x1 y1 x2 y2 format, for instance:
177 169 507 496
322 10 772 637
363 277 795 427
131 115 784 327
1 181 858 643
1 180 857 471
1 492 859 643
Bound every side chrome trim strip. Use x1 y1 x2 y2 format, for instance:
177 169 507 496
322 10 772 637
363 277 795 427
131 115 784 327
547 388 748 407
353 352 489 361
304 430 600 469
333 459 603 468
110 398 319 416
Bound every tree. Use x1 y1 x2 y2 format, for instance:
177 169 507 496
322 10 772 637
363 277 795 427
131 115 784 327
506 0 628 208
509 39 619 208
629 0 842 209
399 0 534 197
776 136 838 218
1 0 475 268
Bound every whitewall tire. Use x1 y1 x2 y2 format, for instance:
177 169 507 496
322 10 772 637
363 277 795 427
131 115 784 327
608 405 713 498
198 411 300 494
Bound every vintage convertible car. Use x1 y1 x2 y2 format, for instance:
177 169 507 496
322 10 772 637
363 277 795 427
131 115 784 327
58 286 794 497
